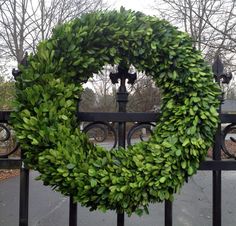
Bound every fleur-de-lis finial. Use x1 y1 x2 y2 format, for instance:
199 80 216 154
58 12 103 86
12 52 28 80
212 55 232 84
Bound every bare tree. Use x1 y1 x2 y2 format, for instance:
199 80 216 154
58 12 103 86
88 65 117 112
128 74 161 112
0 0 106 66
31 0 105 43
79 87 96 111
153 0 236 69
0 0 35 63
85 66 162 113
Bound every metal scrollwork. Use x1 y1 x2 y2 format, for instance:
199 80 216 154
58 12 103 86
127 122 155 146
0 124 10 142
82 121 117 150
0 123 20 158
221 123 236 159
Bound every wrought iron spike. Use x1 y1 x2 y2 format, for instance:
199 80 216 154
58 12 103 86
12 52 29 80
12 68 21 80
20 52 28 67
221 72 232 84
110 72 119 84
127 73 137 85
109 64 137 85
212 55 232 84
212 55 224 77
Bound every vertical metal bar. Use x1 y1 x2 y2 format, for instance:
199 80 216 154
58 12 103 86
212 56 223 226
212 124 222 226
213 170 221 226
19 155 29 226
165 200 172 226
13 52 29 226
117 117 125 226
110 66 136 226
116 66 130 226
69 94 80 226
69 196 77 226
117 213 125 226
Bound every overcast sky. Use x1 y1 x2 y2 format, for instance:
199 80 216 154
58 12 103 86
4 0 159 80
108 0 157 15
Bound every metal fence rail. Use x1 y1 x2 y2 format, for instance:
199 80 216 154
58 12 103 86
1 110 236 226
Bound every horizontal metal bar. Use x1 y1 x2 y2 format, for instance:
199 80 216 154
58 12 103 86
0 158 236 171
199 160 236 170
0 158 22 169
1 111 236 123
77 112 236 123
77 112 160 122
221 114 236 123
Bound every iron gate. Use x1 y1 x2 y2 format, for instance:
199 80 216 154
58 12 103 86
0 56 236 226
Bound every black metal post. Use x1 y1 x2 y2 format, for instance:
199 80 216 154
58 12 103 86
19 152 29 226
212 108 222 226
116 67 128 226
165 201 172 226
12 54 30 226
116 67 128 149
69 196 77 226
110 65 136 226
211 55 231 226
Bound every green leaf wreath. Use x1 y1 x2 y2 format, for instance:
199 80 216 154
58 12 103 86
11 8 220 215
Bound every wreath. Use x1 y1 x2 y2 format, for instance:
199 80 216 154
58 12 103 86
11 8 220 215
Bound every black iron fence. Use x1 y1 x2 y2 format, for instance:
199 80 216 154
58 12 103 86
1 57 236 226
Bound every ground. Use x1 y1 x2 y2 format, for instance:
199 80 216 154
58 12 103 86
0 169 19 181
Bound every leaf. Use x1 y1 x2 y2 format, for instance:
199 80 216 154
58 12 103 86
32 138 39 145
68 44 76 52
173 71 177 79
166 100 173 109
169 136 178 145
62 173 68 177
181 161 187 169
175 149 181 156
61 115 68 120
97 186 106 194
210 106 218 116
90 178 97 187
109 185 117 192
188 166 194 175
192 97 200 103
182 139 189 147
162 141 172 148
109 47 116 56
160 177 166 183
135 209 143 216
189 108 194 115
151 42 157 50
23 117 30 124
67 163 75 169
73 59 81 66
146 28 153 35
120 185 128 192
88 168 96 176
